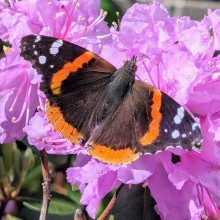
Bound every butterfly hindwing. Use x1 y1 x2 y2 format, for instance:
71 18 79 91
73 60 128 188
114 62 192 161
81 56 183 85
87 81 202 164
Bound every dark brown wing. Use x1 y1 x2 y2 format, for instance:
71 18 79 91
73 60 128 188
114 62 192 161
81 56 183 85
87 80 202 164
20 35 117 145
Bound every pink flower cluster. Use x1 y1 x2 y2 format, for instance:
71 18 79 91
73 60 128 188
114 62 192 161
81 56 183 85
1 0 220 219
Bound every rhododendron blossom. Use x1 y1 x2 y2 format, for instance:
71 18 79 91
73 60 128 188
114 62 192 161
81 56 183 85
0 0 220 219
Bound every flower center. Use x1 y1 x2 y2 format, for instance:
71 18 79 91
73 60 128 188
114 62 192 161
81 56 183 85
60 2 108 43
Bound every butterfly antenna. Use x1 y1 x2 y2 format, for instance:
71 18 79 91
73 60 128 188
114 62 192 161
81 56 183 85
136 55 151 63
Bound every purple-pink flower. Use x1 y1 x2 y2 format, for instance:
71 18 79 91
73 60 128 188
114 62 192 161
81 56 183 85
1 0 220 219
0 41 39 143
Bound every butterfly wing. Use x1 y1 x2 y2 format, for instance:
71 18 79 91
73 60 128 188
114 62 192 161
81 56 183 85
20 35 117 145
20 35 202 165
87 80 202 164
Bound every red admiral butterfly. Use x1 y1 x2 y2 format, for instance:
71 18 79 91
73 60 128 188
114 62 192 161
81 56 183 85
20 35 202 164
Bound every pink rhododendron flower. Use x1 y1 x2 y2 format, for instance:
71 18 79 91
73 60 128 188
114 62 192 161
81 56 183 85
25 110 83 154
0 41 39 143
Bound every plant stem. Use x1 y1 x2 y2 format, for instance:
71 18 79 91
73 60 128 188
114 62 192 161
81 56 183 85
97 184 123 220
39 150 51 220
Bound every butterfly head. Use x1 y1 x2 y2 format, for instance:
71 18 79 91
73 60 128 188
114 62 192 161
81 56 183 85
123 56 137 75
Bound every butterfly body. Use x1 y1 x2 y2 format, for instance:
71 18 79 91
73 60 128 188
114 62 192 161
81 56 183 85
20 35 202 164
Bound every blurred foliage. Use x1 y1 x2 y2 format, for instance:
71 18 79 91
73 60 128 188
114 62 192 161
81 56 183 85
0 139 118 219
101 0 121 26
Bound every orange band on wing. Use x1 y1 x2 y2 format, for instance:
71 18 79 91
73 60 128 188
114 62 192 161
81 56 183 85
140 89 162 146
87 143 140 164
50 52 93 94
45 101 84 144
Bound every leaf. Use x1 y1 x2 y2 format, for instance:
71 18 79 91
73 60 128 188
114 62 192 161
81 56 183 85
100 0 121 26
21 147 35 173
21 191 83 215
5 214 23 220
109 215 115 220
23 158 42 191
2 142 17 172
47 154 69 165
0 157 5 178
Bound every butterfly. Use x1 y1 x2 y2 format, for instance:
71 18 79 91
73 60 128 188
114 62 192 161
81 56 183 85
20 35 202 164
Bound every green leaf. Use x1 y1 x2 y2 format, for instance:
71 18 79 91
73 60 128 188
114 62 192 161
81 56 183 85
0 157 5 178
21 147 35 173
47 154 69 165
13 146 22 175
5 214 22 220
2 142 17 172
101 0 121 26
109 215 115 220
21 191 83 215
66 184 82 206
23 158 42 192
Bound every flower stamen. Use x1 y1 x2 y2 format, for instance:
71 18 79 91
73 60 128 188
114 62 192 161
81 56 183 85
25 83 32 126
9 73 27 112
12 82 31 123
86 10 107 33
156 61 161 89
204 186 220 219
142 61 157 87
201 36 214 59
61 4 71 40
37 84 46 111
112 22 118 30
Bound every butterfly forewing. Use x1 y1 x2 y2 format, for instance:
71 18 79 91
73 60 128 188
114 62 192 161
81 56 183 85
20 35 116 102
20 35 117 145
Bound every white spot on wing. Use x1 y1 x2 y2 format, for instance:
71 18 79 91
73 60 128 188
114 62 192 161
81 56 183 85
39 56 46 64
34 51 38 55
182 134 186 138
192 123 198 131
50 65 54 68
35 35 41 42
165 146 174 150
172 130 180 139
174 115 181 124
52 39 63 48
144 152 152 155
164 129 168 133
50 47 59 55
177 107 184 119
49 39 63 55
